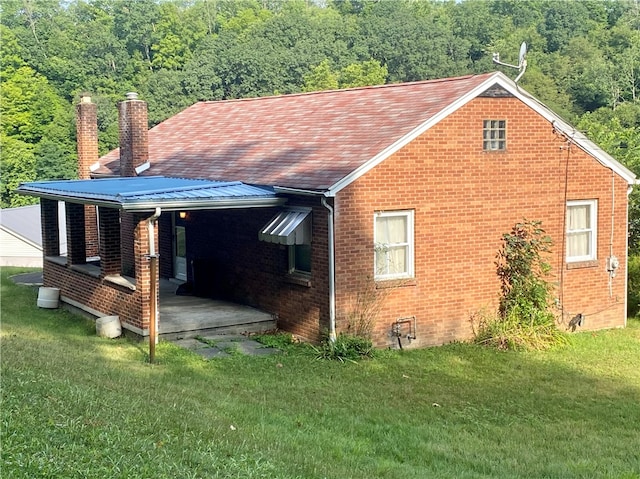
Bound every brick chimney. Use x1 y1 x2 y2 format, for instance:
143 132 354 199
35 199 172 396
118 92 149 177
76 94 98 179
76 94 99 258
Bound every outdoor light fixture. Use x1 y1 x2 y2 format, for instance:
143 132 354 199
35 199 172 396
179 211 187 219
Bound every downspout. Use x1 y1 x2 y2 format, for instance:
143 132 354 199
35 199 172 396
321 197 337 342
148 207 161 363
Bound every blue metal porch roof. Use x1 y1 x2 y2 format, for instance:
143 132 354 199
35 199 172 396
17 176 285 211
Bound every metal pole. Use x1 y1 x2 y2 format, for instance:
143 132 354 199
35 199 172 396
149 254 157 363
147 207 161 364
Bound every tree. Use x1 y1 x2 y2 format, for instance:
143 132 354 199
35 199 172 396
357 0 471 82
303 59 339 92
0 136 37 208
150 2 208 70
578 106 640 252
0 25 76 204
339 59 387 88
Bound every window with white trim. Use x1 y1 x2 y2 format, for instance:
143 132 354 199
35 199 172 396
483 119 506 151
566 200 597 262
374 210 414 280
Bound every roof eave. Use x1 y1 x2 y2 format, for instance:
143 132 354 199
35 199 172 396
17 187 286 211
119 197 286 212
325 72 505 196
325 71 636 196
485 75 636 184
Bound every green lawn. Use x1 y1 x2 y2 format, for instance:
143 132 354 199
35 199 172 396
2 267 639 479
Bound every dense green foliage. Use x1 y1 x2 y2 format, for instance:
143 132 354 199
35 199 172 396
2 268 640 477
474 220 568 350
627 253 640 317
1 0 639 208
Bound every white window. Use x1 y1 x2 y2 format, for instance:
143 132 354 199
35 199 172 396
483 119 506 151
566 200 597 262
374 210 414 280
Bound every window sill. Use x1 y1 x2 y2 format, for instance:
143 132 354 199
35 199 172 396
104 274 136 291
45 255 67 266
285 273 311 287
376 278 417 289
70 263 101 278
566 260 599 270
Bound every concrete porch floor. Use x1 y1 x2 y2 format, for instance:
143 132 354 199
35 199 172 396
158 280 276 340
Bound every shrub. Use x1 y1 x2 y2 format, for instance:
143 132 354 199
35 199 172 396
315 333 375 362
473 220 567 350
627 254 640 318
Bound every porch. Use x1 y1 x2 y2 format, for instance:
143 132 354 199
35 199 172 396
158 279 276 340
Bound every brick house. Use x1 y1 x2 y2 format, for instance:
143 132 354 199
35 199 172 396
19 72 636 348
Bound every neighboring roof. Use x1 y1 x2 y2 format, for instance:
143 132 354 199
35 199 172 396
17 176 285 212
95 71 635 193
0 203 67 252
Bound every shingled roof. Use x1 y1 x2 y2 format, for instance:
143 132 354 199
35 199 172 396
95 71 635 192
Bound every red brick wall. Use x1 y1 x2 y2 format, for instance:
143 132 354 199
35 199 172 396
41 199 60 257
44 260 145 329
334 96 628 347
42 211 157 333
65 202 86 265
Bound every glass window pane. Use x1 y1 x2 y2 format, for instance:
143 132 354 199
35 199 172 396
387 246 407 274
376 216 407 245
483 119 506 151
294 244 311 273
567 232 590 257
568 205 589 229
175 226 186 257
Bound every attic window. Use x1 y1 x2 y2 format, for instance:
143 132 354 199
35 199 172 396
483 120 506 151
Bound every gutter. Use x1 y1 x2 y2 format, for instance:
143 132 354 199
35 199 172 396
321 196 337 342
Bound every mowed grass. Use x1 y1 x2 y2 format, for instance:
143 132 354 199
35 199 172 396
2 267 639 479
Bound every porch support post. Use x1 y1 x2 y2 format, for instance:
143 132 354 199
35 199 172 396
65 202 86 266
98 207 121 277
133 211 160 361
40 199 60 258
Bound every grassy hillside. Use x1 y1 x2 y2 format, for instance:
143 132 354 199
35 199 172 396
2 267 639 478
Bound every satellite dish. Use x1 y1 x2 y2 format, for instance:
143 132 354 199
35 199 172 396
518 42 527 67
492 41 528 83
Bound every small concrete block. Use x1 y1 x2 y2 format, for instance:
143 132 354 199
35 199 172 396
197 347 230 359
201 335 245 343
173 338 210 350
236 341 280 356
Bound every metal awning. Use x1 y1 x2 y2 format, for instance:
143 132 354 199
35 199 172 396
16 176 285 211
259 208 311 245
